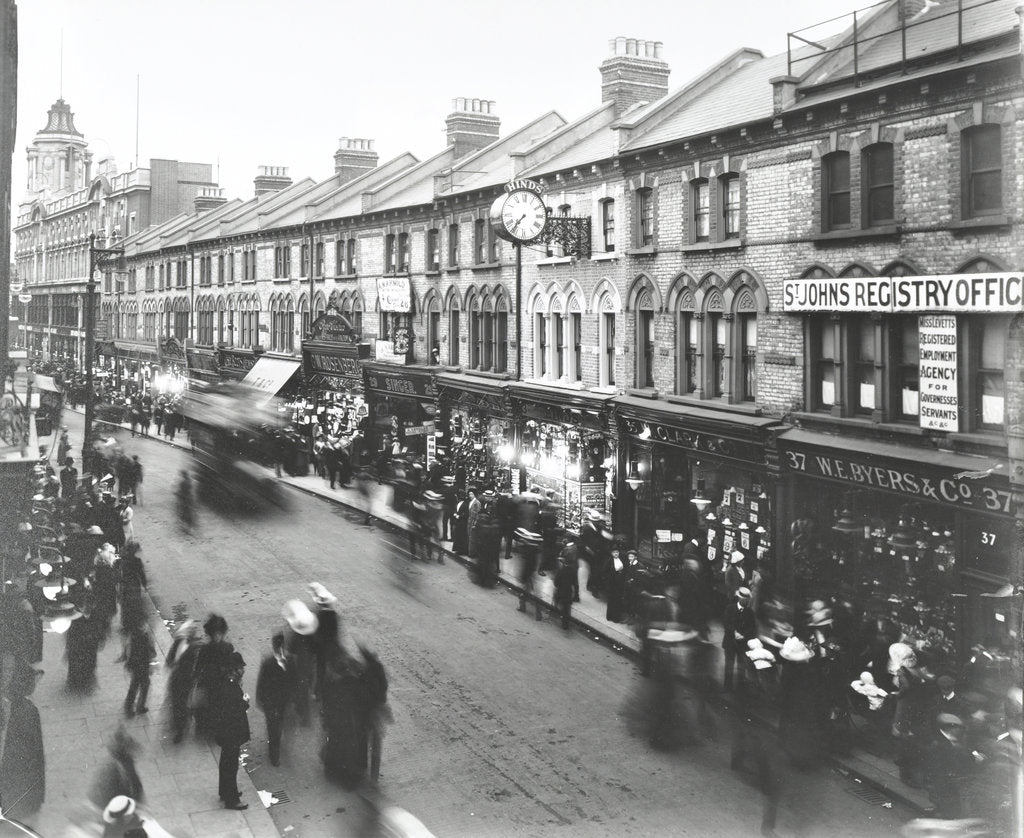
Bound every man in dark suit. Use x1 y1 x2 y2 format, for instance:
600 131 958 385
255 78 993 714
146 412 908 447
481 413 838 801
215 652 251 810
924 713 983 819
256 633 295 767
722 587 757 691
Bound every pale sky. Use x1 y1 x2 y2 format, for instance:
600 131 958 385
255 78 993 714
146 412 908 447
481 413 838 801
14 0 868 207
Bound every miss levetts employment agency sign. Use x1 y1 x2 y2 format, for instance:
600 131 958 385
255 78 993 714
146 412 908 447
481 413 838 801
783 272 1023 312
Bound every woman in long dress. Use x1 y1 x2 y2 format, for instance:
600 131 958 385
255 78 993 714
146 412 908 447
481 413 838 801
320 648 369 788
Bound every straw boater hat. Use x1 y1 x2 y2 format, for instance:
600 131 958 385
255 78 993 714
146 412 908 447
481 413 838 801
730 550 745 564
423 489 445 504
103 795 137 823
282 599 319 636
736 586 752 601
308 582 338 609
440 475 456 485
514 527 543 545
585 508 604 522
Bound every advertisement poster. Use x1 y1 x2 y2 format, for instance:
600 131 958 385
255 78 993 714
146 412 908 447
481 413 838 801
918 314 958 432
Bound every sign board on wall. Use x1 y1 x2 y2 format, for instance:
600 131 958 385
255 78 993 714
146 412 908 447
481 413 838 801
918 314 958 432
377 276 411 312
782 272 1024 313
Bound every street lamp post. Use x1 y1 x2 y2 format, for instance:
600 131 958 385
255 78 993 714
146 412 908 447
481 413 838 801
84 232 124 475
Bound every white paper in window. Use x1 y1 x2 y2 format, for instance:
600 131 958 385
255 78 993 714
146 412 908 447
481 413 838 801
821 380 835 405
859 383 876 410
902 388 919 416
982 394 1003 425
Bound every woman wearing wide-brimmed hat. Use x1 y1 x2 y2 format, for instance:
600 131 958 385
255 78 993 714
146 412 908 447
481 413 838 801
282 599 319 725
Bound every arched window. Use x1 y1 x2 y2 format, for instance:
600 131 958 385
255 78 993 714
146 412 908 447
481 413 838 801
635 287 655 389
675 285 697 395
447 292 461 367
597 292 617 389
425 294 441 364
469 292 483 370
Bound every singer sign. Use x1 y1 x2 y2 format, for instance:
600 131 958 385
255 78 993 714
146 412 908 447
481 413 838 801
783 272 1023 313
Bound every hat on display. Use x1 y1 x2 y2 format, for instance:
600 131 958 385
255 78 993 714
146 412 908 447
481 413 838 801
730 550 745 564
282 599 319 636
808 608 833 627
103 795 137 823
514 527 543 545
779 636 815 663
308 582 338 608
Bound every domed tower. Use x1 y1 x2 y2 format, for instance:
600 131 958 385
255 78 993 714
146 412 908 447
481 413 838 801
23 98 91 200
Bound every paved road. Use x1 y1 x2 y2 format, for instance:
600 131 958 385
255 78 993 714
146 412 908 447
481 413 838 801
73 415 913 838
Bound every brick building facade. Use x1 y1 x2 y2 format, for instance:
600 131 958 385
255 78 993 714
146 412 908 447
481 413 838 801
36 0 1022 666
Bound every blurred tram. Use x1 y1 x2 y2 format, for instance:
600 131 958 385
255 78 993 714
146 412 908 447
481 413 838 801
181 383 290 511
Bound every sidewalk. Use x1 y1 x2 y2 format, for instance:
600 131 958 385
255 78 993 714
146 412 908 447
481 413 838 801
29 595 279 838
73 408 932 815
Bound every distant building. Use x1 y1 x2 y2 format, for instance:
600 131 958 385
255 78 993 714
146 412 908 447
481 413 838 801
12 97 219 366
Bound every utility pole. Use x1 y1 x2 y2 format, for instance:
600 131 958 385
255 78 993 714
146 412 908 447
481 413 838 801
84 232 123 474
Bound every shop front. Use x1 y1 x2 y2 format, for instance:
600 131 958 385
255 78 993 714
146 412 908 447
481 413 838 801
509 384 615 534
187 347 220 386
777 428 1020 672
218 347 259 381
300 311 371 440
363 362 437 458
154 337 189 397
115 341 160 396
435 372 513 491
613 396 781 572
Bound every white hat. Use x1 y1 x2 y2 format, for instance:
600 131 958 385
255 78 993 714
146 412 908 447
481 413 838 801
808 608 833 627
779 636 815 663
308 582 338 608
103 795 137 823
730 550 745 564
282 599 319 636
585 508 604 522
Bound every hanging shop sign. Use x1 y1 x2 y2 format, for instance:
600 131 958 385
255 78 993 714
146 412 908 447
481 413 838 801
918 314 958 432
780 439 1016 514
377 276 411 312
782 272 1023 313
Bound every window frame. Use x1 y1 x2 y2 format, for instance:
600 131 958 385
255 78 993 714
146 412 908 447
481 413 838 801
720 174 741 240
601 199 615 253
862 142 895 228
961 124 1003 219
635 187 654 248
426 228 441 272
822 151 852 231
691 179 710 243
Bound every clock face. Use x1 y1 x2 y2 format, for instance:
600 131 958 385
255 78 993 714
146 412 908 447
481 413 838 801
498 189 548 243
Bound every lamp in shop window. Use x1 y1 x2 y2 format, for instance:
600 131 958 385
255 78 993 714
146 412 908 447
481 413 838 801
625 462 643 491
887 516 918 551
832 508 861 534
690 478 712 512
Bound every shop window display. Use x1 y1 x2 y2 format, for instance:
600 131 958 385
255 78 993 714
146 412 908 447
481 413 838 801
793 494 960 662
445 410 511 492
518 420 608 532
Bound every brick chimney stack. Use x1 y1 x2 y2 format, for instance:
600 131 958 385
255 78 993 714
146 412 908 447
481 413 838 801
254 165 292 197
334 137 378 184
194 186 227 213
600 37 670 117
445 98 500 159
